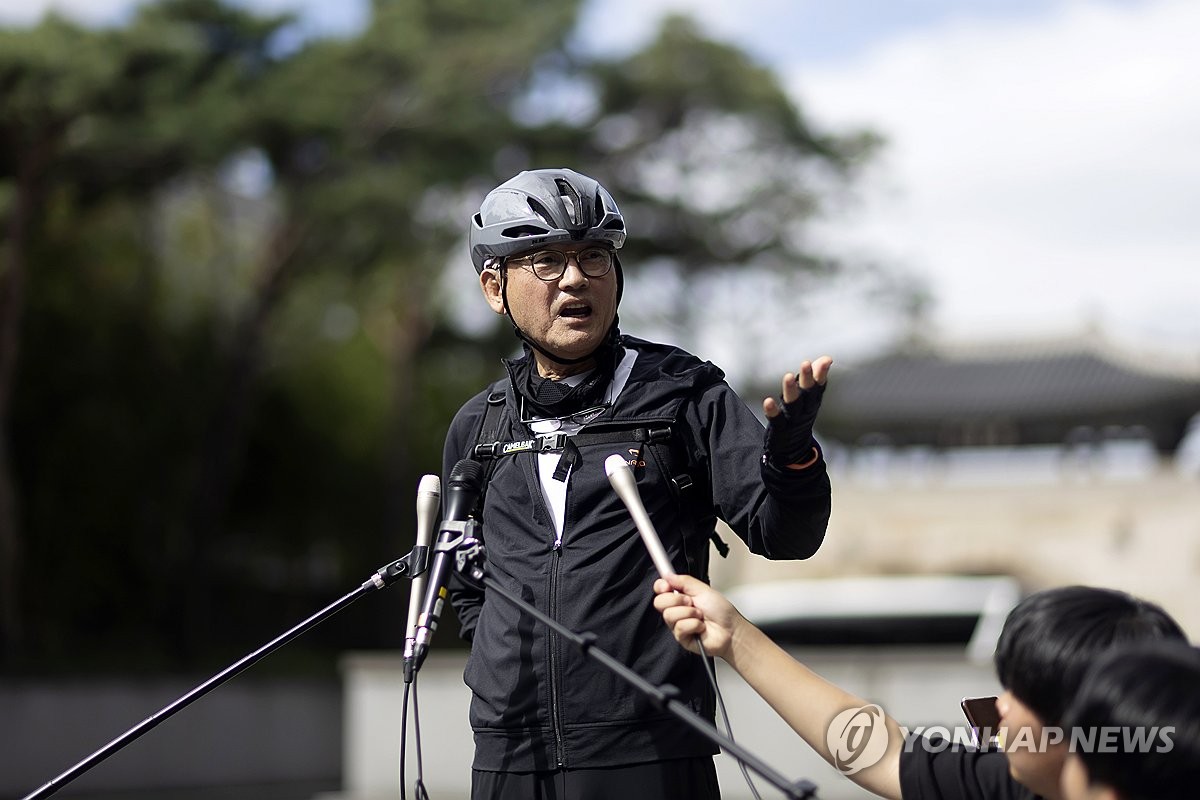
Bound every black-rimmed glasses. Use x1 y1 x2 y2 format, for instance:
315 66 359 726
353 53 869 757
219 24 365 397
505 246 614 281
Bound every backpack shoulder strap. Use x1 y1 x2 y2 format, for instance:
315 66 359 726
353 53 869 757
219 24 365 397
641 422 730 560
476 379 510 447
471 378 510 518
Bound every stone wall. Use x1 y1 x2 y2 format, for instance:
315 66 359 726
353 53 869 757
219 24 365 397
713 451 1200 638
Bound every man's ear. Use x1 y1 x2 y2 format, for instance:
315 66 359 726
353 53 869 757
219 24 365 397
480 269 506 314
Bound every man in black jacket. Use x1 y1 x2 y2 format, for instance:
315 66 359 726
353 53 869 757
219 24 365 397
442 168 834 799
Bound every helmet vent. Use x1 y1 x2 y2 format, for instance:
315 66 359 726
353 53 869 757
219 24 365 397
501 224 549 239
555 179 582 226
525 197 556 228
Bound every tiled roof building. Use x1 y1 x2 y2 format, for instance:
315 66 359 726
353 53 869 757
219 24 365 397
816 340 1200 452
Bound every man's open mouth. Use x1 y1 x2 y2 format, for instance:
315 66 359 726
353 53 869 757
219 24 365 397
559 303 592 318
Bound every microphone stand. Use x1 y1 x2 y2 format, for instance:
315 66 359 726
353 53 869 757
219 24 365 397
20 551 429 800
451 537 821 800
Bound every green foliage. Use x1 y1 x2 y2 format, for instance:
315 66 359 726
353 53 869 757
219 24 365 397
1 0 881 675
590 15 880 266
496 14 884 336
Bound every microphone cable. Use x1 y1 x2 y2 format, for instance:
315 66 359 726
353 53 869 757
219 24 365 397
398 675 430 800
400 613 761 800
412 677 430 800
399 679 410 799
697 638 763 800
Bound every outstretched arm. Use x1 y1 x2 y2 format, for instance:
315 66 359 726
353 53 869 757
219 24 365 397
654 574 906 800
701 356 834 560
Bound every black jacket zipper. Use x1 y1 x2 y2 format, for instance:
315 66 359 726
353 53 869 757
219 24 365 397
548 541 565 767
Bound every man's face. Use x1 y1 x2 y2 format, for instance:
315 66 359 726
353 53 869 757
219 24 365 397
997 690 1069 798
481 243 618 368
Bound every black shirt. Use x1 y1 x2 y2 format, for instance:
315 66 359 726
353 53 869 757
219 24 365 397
900 736 1041 800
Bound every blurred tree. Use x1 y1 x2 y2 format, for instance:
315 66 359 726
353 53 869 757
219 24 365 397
0 2 289 663
2 2 886 674
511 14 882 339
4 0 587 670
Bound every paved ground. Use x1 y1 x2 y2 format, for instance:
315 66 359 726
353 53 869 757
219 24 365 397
30 782 342 800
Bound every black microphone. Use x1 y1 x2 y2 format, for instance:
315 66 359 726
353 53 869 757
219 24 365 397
402 474 441 679
409 458 485 680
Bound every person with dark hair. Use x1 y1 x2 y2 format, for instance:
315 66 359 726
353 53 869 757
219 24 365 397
441 168 835 799
1060 642 1200 800
988 587 1189 798
653 578 1189 800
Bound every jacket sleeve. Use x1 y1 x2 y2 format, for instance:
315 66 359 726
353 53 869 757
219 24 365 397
688 380 831 560
441 391 489 643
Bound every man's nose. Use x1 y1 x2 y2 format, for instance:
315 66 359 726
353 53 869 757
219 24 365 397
558 259 590 287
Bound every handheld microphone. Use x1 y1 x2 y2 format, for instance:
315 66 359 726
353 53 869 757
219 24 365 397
409 459 484 680
604 453 676 579
403 474 441 677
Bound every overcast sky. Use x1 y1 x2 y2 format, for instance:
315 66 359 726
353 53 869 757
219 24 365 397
4 0 1197 366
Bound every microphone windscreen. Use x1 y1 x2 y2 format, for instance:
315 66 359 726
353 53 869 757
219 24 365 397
604 454 675 579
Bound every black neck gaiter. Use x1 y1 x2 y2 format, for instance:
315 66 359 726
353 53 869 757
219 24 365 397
504 339 623 420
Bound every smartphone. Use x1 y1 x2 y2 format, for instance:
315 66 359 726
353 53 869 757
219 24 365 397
961 696 1001 748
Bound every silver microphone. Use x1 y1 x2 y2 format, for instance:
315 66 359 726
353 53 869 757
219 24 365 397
403 474 441 672
604 453 675 579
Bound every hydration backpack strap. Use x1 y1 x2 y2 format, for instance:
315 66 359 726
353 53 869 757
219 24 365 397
469 380 510 519
642 427 730 561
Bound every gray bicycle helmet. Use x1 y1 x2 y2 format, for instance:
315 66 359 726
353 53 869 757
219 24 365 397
469 168 627 273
